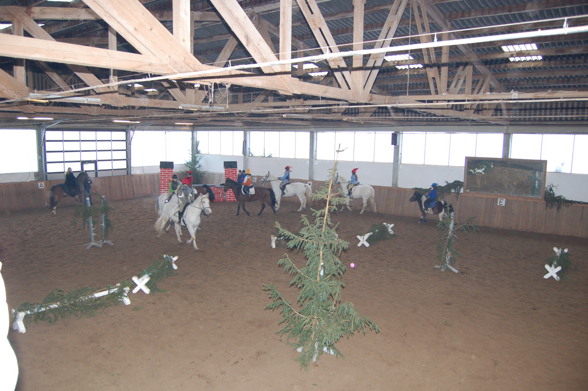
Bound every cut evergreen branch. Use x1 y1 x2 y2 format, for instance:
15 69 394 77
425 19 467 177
546 247 571 278
73 193 113 239
263 162 380 369
435 210 479 273
13 255 177 329
544 184 574 211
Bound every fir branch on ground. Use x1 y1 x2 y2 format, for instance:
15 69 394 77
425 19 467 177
366 223 395 244
546 248 572 278
13 255 176 328
263 163 380 369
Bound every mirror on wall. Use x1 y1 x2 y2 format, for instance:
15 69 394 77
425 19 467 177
464 157 547 198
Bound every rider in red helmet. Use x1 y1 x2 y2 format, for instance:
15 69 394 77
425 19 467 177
347 168 359 196
182 170 193 187
279 165 292 196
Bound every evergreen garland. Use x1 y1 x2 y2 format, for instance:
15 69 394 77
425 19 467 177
13 255 177 329
366 223 395 245
544 184 575 211
436 212 478 272
263 165 380 369
73 193 113 239
546 247 571 278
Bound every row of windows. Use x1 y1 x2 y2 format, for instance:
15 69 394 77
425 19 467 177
1 129 586 174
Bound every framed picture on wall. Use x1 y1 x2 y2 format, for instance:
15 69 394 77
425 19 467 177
464 157 547 198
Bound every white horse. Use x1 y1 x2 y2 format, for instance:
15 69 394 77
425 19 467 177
335 174 377 214
0 262 19 391
154 185 197 241
261 172 312 211
181 193 212 250
155 184 195 233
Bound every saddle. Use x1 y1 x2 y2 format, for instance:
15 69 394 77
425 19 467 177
241 185 255 195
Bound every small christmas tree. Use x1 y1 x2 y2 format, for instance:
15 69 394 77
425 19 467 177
263 164 380 369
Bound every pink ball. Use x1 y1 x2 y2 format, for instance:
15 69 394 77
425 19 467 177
349 262 355 268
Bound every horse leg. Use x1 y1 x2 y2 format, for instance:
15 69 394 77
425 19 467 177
242 202 251 216
257 203 266 216
296 194 305 211
360 196 368 215
174 222 183 243
186 224 199 250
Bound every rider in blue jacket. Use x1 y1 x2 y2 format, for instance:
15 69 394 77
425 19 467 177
279 166 291 195
347 168 359 196
424 183 438 209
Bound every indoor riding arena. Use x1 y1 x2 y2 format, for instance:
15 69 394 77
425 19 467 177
1 1 587 391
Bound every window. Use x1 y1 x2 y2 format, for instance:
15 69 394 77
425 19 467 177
424 133 450 165
316 132 336 160
46 129 128 175
401 132 426 164
0 128 37 173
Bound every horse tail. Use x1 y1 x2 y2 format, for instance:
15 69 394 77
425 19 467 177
48 185 58 210
154 213 169 236
268 188 277 209
370 187 377 213
203 184 215 202
305 182 313 203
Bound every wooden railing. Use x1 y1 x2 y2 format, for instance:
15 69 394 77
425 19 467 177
0 173 585 238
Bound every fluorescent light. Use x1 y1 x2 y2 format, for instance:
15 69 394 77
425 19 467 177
384 53 414 62
33 117 54 120
396 63 423 70
501 43 538 52
308 71 328 77
112 119 140 124
175 122 194 126
508 55 543 62
17 116 29 120
47 0 76 2
179 104 226 111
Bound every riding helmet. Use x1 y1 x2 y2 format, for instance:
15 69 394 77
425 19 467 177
285 165 291 170
187 170 192 174
352 168 358 173
172 174 178 179
431 182 438 187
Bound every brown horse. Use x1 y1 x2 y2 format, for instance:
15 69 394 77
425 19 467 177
409 191 451 223
222 178 276 216
48 171 91 214
194 184 215 202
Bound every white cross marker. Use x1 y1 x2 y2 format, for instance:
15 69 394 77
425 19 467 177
270 235 277 248
357 232 373 247
132 275 151 294
165 255 179 270
544 264 562 281
383 223 395 235
12 311 26 333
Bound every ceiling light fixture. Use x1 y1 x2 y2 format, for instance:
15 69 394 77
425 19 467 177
179 104 226 111
112 119 140 124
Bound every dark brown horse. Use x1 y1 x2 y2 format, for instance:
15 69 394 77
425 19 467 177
222 178 276 216
48 171 91 214
194 184 215 202
409 191 451 223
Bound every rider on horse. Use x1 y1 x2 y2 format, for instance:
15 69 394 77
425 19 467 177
165 174 180 203
279 166 291 196
424 183 438 209
242 169 253 195
347 168 359 196
64 167 79 197
182 170 193 187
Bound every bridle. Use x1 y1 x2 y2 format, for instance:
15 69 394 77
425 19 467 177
191 195 212 216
